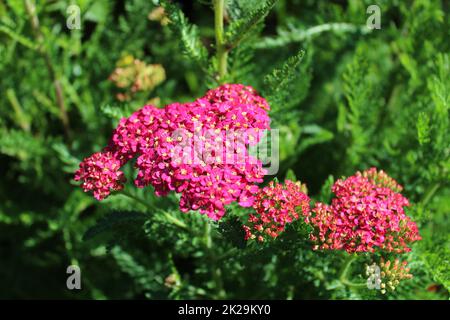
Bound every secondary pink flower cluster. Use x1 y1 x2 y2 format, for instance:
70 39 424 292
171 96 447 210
307 168 421 253
74 150 125 201
74 84 271 220
243 180 311 242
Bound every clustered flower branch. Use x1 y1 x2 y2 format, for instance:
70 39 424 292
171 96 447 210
75 84 421 294
75 84 271 220
74 2 422 296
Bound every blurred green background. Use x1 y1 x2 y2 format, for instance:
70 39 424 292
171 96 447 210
0 0 448 299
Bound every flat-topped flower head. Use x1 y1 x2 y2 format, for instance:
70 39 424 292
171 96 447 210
308 168 421 253
74 84 271 220
244 180 310 242
204 84 270 111
361 167 403 192
74 150 125 200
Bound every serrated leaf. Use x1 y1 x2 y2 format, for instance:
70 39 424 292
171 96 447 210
417 112 431 145
160 0 208 65
254 23 369 49
110 246 163 293
417 240 450 292
100 104 130 121
0 128 46 161
263 49 305 106
225 0 278 49
83 211 147 241
52 142 81 174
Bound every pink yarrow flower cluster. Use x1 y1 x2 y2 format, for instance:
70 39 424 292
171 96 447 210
243 180 311 242
307 168 421 253
74 150 125 201
74 84 271 220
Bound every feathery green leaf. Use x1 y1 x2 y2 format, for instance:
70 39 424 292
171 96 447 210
83 211 147 241
225 0 277 49
159 0 208 65
263 49 305 106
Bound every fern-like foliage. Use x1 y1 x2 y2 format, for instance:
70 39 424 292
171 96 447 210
225 0 277 50
416 112 431 146
263 49 305 108
337 48 383 170
83 211 148 241
99 103 139 123
254 22 369 49
0 0 448 300
110 246 164 295
418 242 450 292
426 53 449 164
414 53 449 184
52 142 81 174
159 0 209 66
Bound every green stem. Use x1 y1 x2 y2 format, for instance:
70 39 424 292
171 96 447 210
338 254 367 289
205 221 226 299
213 0 227 81
121 189 154 209
341 279 368 288
163 211 189 231
6 88 30 132
205 222 213 249
338 255 356 282
421 183 440 207
119 190 189 231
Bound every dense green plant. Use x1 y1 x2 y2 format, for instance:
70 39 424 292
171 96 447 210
0 0 448 299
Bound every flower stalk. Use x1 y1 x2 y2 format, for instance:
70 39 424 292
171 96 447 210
120 190 189 231
338 255 367 288
213 0 228 81
421 182 440 207
205 221 226 299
